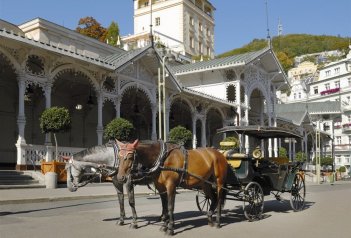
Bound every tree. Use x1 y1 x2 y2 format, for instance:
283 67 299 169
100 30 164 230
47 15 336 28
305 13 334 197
279 147 288 158
320 156 333 166
40 107 71 160
169 126 192 148
276 51 294 72
104 118 134 141
104 21 120 46
295 151 307 162
76 16 106 42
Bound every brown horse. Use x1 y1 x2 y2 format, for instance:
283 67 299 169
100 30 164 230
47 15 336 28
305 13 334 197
116 140 228 236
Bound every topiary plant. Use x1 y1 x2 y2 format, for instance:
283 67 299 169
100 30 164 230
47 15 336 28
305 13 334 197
104 118 134 141
40 107 71 160
169 126 192 148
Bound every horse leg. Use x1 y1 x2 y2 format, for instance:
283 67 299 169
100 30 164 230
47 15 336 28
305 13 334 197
203 183 217 227
159 192 169 223
215 184 224 228
112 176 126 226
126 179 138 229
166 185 176 236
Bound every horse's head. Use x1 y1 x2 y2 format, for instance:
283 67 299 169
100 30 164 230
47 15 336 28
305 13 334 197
116 139 139 183
66 158 99 192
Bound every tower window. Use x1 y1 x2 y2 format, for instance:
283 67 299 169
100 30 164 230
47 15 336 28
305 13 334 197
155 17 160 26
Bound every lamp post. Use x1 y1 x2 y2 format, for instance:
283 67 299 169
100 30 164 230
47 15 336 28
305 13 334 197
158 50 173 140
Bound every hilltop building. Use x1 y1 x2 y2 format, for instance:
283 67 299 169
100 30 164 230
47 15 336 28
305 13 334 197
279 46 351 169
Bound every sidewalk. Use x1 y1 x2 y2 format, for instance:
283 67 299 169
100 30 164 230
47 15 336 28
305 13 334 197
0 183 157 205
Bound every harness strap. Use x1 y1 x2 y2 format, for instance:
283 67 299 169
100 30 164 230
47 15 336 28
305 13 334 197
178 146 188 187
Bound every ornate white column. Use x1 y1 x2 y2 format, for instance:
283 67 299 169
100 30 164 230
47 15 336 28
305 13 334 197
15 73 27 168
151 103 157 141
165 106 170 141
16 76 26 145
96 92 103 145
245 94 249 154
268 115 272 157
44 82 52 146
273 118 278 157
115 95 121 118
191 112 197 148
236 82 241 125
201 116 206 147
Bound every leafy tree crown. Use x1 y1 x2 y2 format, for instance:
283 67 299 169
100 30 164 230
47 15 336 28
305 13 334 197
40 107 71 133
104 118 134 141
169 126 192 147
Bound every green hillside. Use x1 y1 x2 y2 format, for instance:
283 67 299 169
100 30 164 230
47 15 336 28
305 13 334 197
217 34 350 72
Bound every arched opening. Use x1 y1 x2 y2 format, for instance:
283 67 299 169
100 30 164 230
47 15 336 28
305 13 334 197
249 88 266 126
52 70 98 148
0 53 18 168
206 108 223 147
169 98 192 131
24 84 45 145
196 119 202 148
120 87 151 140
102 100 116 143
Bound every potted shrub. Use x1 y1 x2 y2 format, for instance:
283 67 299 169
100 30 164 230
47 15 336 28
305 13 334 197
169 126 192 149
104 117 134 141
39 107 71 182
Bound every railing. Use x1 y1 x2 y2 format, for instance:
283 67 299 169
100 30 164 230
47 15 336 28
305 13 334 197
320 88 340 96
342 123 351 133
22 144 85 166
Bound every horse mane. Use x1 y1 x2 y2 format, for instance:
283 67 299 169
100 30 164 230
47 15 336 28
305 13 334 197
72 143 115 166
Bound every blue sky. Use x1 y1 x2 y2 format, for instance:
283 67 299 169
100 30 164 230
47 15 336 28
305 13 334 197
0 0 350 55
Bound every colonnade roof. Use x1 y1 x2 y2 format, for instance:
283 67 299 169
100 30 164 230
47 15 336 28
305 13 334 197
170 47 269 75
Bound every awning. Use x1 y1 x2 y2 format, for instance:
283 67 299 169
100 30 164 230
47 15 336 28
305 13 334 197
217 126 302 139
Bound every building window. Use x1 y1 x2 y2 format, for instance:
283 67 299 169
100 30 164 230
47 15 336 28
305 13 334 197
199 42 203 54
348 78 351 86
334 67 340 75
155 17 160 26
325 70 331 77
207 46 210 56
207 28 210 37
336 136 341 144
314 86 318 94
190 36 194 48
348 115 351 122
226 85 236 102
325 83 330 90
294 93 297 99
298 92 301 99
199 23 203 32
336 156 341 163
335 81 340 88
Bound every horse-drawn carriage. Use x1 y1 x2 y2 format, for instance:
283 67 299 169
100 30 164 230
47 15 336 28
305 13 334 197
196 125 305 221
65 125 305 235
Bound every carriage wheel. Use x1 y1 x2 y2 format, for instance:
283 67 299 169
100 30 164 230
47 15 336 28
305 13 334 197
290 173 306 211
196 190 211 214
243 182 264 221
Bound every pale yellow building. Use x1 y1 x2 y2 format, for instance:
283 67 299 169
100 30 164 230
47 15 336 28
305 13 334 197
288 61 318 81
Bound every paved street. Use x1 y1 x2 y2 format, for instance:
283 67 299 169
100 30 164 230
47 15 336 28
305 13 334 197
1 182 351 238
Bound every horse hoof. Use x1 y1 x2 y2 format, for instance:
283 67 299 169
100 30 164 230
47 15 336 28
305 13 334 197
129 223 138 229
160 226 168 232
166 229 174 236
216 223 221 229
208 222 214 227
117 220 124 226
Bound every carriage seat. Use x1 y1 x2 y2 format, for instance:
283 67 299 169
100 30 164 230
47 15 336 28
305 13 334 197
224 151 248 169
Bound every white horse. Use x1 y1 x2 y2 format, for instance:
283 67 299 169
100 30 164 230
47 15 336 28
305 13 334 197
65 141 139 228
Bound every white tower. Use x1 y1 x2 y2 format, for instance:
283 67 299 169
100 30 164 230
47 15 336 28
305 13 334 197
122 0 215 59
